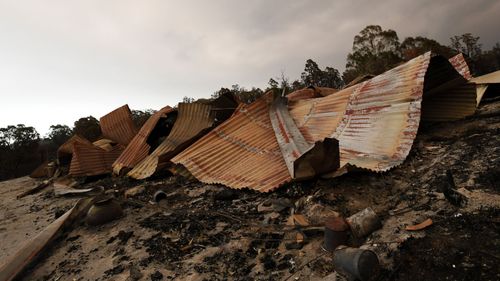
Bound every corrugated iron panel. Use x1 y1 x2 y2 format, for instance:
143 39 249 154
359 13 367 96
330 53 476 171
92 139 115 151
172 52 480 191
128 103 218 179
100 105 138 146
449 53 472 80
289 87 353 144
171 95 291 192
112 106 175 175
269 95 340 179
469 70 500 84
330 53 430 171
69 142 124 177
57 135 93 165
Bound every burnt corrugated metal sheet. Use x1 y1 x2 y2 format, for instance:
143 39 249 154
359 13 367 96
171 95 291 192
469 70 500 84
100 105 138 146
57 135 93 165
269 95 339 179
69 142 124 177
449 53 472 80
112 106 175 175
173 52 479 191
128 103 220 179
470 70 500 104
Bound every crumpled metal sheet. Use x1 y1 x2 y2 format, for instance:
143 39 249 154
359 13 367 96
69 141 125 177
57 135 93 165
173 52 479 191
128 103 222 179
112 106 175 175
99 104 138 146
470 70 500 104
469 70 500 84
269 95 340 179
449 53 472 80
172 94 291 192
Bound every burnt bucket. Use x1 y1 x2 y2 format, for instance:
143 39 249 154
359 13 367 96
333 246 380 281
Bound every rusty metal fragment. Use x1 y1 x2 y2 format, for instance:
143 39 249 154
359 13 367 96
99 104 138 146
113 106 176 175
69 141 124 177
470 70 500 104
449 53 472 80
57 135 92 165
269 94 339 179
172 94 290 192
128 94 238 180
173 52 480 191
405 218 433 231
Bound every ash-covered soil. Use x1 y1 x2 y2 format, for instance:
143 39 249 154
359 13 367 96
0 101 499 281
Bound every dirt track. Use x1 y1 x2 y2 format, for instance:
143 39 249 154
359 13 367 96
0 101 499 281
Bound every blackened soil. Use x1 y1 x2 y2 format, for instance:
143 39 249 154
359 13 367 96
392 209 500 281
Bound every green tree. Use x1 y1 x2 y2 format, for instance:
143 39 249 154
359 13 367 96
131 109 156 128
0 124 41 180
73 116 101 142
400 36 456 60
474 42 500 75
47 124 72 147
450 33 482 59
343 25 403 83
300 59 343 88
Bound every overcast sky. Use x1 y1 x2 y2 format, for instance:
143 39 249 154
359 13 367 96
1 0 499 135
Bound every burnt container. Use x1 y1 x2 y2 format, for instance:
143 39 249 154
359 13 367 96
86 197 123 226
333 246 380 281
324 217 349 252
346 207 382 238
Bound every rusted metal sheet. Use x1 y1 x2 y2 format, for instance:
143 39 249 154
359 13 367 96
99 104 138 146
112 106 175 175
269 94 340 179
469 70 500 84
57 135 92 165
171 94 291 192
288 86 353 144
170 52 480 191
69 141 124 177
128 101 232 180
449 53 472 80
92 139 115 151
470 70 500 104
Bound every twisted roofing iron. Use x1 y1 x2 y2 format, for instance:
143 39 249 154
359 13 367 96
173 52 479 192
128 94 238 180
99 104 138 146
112 106 175 175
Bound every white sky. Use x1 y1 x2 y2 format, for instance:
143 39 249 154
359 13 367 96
1 0 499 135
